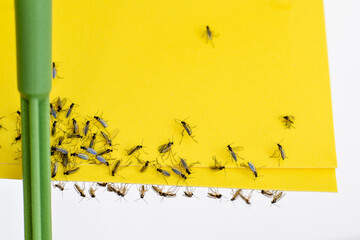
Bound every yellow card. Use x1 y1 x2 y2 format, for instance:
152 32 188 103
0 0 337 191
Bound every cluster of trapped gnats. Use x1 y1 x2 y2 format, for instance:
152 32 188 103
51 181 285 206
0 26 295 205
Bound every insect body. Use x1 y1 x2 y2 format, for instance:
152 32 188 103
53 182 66 191
56 97 67 112
51 162 58 178
240 162 260 179
80 146 97 155
67 134 83 139
97 182 108 187
277 144 286 160
50 103 57 118
156 167 170 177
101 130 118 147
171 167 187 180
89 186 99 199
127 145 144 156
83 121 90 136
71 153 89 160
239 190 253 205
89 133 97 149
158 141 174 154
175 119 197 144
94 116 108 128
282 115 295 129
230 189 242 201
98 149 113 156
136 185 149 203
261 190 274 198
61 153 69 168
63 167 80 175
207 188 222 200
271 191 285 205
226 144 244 162
51 121 57 136
183 187 196 198
74 183 86 198
66 103 74 118
51 147 68 155
137 157 151 173
210 156 227 172
72 118 79 134
96 155 109 166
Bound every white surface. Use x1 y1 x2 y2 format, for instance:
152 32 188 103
1 1 359 239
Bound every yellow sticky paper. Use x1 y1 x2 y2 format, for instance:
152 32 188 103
0 0 337 191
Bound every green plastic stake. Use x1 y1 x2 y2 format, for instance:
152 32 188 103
15 0 52 239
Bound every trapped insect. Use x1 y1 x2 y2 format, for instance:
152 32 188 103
74 183 86 198
204 25 218 47
97 182 108 187
271 191 286 205
281 115 295 129
100 129 119 147
56 97 67 112
52 62 57 79
61 153 69 168
239 190 253 205
111 159 131 177
240 162 260 179
83 120 90 136
135 185 149 203
96 155 109 166
53 181 66 191
66 103 75 118
71 152 89 160
115 184 130 201
136 157 152 173
67 134 83 139
179 157 199 175
50 103 57 118
51 146 68 155
171 167 187 180
80 146 97 155
183 187 197 198
207 188 223 200
226 143 244 162
175 118 197 144
51 121 58 136
230 189 242 201
98 149 113 156
12 132 21 145
162 186 178 198
52 62 63 79
94 115 108 128
63 167 80 175
112 160 121 176
210 156 227 173
158 140 175 160
261 190 274 198
51 162 58 178
158 140 174 154
152 185 164 196
72 118 79 134
89 133 97 149
88 185 100 202
271 141 287 165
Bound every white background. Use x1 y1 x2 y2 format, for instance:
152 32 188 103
1 1 359 239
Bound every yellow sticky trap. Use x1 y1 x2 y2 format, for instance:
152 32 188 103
0 0 337 191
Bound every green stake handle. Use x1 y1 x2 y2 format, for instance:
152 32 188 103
15 0 52 239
